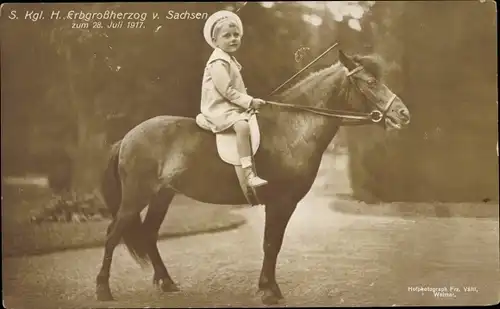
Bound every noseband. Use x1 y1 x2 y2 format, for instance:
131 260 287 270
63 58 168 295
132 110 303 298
261 65 397 126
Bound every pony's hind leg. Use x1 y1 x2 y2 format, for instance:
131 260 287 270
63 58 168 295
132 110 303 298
96 219 118 301
96 180 155 301
96 209 142 301
144 188 180 292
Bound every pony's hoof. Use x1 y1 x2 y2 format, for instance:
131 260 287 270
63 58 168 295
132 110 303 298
161 282 181 293
96 285 114 301
261 289 281 305
154 278 180 293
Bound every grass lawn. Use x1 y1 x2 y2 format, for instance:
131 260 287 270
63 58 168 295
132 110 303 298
2 183 246 258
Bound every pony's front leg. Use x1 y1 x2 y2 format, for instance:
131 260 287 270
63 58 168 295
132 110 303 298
258 202 297 305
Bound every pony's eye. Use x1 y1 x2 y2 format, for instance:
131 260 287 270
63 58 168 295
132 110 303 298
367 79 376 86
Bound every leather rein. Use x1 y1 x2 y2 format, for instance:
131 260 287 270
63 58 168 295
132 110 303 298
259 65 397 126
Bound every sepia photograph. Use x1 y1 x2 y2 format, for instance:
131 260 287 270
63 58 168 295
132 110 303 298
1 1 498 308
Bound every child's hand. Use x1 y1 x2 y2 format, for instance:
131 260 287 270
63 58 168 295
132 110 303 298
251 98 267 109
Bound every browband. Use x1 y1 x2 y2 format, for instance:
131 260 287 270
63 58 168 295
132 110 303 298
346 66 364 77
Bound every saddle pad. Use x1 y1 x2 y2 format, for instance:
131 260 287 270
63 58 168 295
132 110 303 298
217 115 260 165
195 113 260 165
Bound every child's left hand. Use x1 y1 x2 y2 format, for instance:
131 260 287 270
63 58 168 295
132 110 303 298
250 98 267 109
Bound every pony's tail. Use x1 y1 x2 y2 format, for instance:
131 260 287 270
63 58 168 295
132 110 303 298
123 217 150 266
101 141 122 218
101 140 150 265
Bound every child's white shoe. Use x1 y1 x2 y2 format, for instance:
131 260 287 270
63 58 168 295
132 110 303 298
244 168 268 188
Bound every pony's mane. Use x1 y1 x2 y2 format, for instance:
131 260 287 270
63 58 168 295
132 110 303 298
278 63 344 101
276 53 385 103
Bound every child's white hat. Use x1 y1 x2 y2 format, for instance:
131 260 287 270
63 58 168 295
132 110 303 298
203 10 243 49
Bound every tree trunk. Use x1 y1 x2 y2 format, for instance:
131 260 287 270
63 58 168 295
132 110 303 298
64 47 108 196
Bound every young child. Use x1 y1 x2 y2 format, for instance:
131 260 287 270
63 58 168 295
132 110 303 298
201 10 268 188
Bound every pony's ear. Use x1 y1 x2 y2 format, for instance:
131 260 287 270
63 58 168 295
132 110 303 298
338 49 358 71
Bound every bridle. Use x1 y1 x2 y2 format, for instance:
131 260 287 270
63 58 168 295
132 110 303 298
257 64 398 126
345 65 398 124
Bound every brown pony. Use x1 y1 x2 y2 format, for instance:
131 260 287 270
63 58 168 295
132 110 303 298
96 50 410 305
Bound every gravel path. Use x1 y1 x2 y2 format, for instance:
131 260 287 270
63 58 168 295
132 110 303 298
3 194 498 308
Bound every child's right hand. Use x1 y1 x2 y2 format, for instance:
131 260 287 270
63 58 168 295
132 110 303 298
250 98 266 109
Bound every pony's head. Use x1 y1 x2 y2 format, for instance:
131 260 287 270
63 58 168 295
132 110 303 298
338 50 410 130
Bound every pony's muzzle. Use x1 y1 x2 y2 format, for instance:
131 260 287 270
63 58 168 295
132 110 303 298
398 108 411 125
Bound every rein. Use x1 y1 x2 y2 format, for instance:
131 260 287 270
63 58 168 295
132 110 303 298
256 65 395 126
264 100 381 126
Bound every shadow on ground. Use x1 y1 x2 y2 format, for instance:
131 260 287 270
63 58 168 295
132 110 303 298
312 152 499 220
330 194 499 219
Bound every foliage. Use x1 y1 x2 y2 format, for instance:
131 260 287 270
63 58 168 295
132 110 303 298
344 1 498 202
30 192 108 223
9 2 491 203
